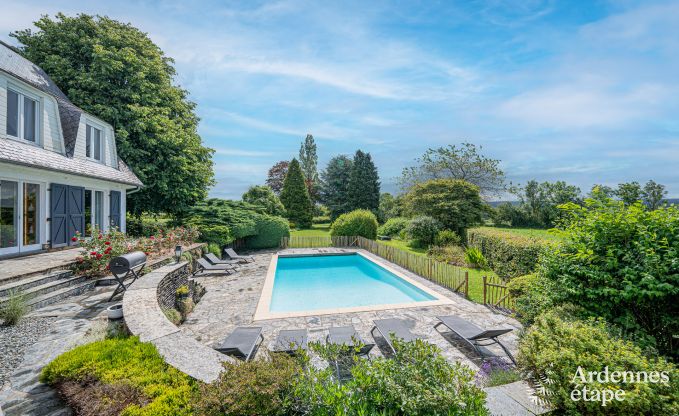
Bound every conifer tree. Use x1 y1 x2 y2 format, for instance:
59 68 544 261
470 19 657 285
347 150 380 215
320 155 354 220
298 134 319 201
280 159 313 228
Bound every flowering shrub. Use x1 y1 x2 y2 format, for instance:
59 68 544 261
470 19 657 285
74 226 199 276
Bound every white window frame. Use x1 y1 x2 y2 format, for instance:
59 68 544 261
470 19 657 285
0 177 46 256
5 85 41 146
84 187 108 236
85 122 104 163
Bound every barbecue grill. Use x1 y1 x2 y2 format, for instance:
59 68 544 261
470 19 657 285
108 251 147 301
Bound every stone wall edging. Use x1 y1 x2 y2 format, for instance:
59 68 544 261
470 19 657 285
122 261 232 383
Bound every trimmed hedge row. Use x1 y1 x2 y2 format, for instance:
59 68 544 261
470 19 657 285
467 228 547 279
244 216 290 249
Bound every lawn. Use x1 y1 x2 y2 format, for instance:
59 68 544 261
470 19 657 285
290 223 331 237
471 226 563 242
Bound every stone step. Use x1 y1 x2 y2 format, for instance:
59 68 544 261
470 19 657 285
0 270 73 298
0 264 74 286
0 278 96 311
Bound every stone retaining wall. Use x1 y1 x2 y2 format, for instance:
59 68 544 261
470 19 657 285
123 261 232 383
156 264 190 310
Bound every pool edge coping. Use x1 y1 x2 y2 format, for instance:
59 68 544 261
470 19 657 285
252 249 454 321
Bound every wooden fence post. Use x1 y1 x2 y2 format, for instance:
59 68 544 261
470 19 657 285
482 275 487 305
465 271 469 298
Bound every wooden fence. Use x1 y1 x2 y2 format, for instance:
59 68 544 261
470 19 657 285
482 275 514 312
280 236 468 297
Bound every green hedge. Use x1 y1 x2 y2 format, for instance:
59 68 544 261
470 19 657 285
330 209 378 239
377 217 409 236
467 228 547 279
245 215 290 249
518 311 679 415
41 336 194 415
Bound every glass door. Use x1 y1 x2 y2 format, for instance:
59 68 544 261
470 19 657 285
0 180 19 255
22 183 41 251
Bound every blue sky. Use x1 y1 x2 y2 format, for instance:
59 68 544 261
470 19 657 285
3 0 678 199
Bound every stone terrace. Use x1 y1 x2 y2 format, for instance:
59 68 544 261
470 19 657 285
181 248 522 369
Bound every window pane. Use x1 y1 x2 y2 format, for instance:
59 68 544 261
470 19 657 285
94 191 103 230
94 128 101 161
84 190 92 236
7 90 18 137
0 181 19 249
23 98 37 142
86 126 92 157
23 183 40 245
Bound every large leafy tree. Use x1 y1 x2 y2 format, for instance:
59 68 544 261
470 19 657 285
615 181 643 206
320 155 353 220
242 185 285 216
400 143 505 197
508 180 582 228
280 159 313 228
266 161 289 195
298 134 319 201
405 179 484 237
12 14 214 217
642 180 667 210
347 150 380 215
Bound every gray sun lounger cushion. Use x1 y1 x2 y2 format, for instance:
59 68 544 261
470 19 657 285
434 315 516 364
194 258 236 275
205 253 241 266
370 318 422 354
274 329 308 353
215 327 264 361
327 326 374 356
224 248 254 262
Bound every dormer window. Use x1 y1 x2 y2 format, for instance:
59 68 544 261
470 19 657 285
6 88 39 143
86 124 102 161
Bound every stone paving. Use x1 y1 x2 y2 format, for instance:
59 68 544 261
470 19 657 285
0 249 80 282
182 248 523 369
0 287 117 416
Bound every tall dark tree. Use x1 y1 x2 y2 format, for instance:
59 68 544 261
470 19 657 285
347 150 380 215
266 161 289 195
12 14 214 217
320 155 353 220
280 159 313 228
298 134 319 201
400 143 505 197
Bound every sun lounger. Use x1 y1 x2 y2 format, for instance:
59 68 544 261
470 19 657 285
194 258 236 276
434 315 516 364
205 253 241 266
224 248 254 263
327 326 374 379
215 327 264 361
370 318 423 354
273 329 308 354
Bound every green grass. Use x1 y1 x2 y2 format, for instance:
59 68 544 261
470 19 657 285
290 223 331 237
471 226 563 242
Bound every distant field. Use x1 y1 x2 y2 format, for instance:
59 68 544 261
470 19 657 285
290 223 331 237
471 226 564 242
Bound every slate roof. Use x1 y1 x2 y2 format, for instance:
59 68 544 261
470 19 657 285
0 41 142 187
0 137 143 186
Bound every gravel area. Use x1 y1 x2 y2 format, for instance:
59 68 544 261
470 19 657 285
0 317 55 388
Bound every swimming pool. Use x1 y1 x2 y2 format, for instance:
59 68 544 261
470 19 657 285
254 252 451 319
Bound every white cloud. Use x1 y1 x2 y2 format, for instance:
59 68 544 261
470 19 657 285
213 147 273 157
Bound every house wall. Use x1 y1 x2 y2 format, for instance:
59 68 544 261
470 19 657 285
0 161 128 252
72 114 117 167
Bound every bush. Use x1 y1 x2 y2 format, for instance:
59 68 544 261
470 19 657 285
312 215 330 224
506 274 554 326
435 229 461 246
427 245 468 266
207 243 221 258
194 353 300 416
197 225 233 247
467 227 546 279
162 308 182 325
518 311 679 415
540 200 679 357
40 337 195 415
405 215 441 247
377 217 409 237
298 338 488 415
476 358 522 387
244 215 291 249
125 214 172 237
0 290 27 326
242 185 286 216
464 247 488 269
330 209 378 240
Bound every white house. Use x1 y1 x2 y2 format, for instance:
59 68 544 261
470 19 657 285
0 41 142 257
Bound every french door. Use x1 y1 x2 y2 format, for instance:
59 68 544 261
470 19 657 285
0 180 43 255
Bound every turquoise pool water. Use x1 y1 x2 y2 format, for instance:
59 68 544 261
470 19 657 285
269 254 437 313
